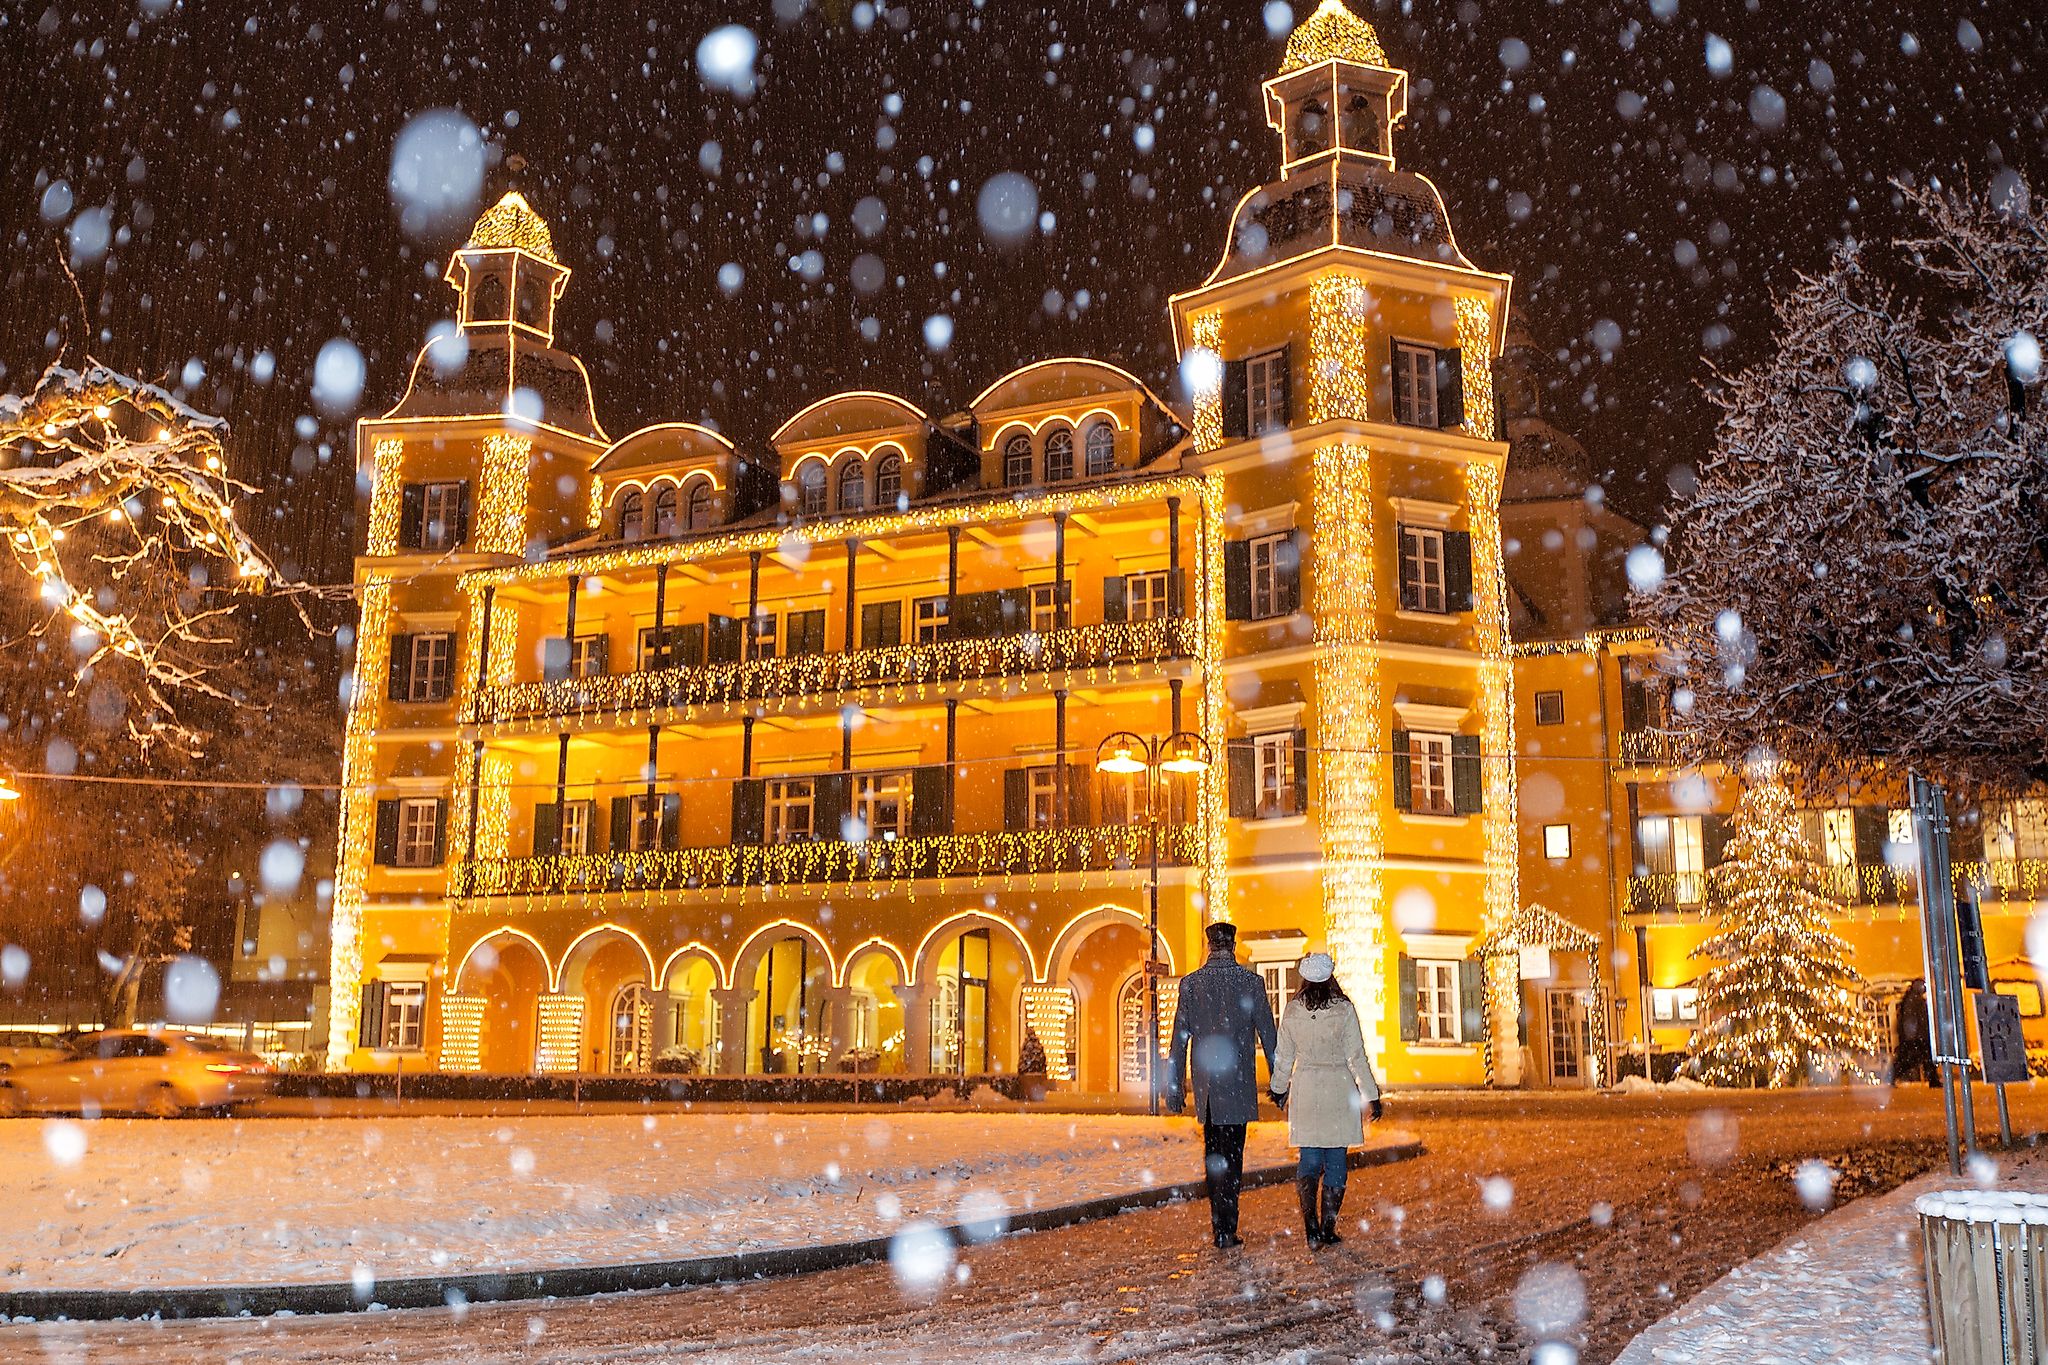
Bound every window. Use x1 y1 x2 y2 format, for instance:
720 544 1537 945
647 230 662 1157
626 794 666 852
1407 732 1453 816
914 595 949 643
785 608 827 657
1027 766 1060 830
838 460 867 511
1533 690 1565 726
686 480 714 530
1889 808 1917 846
1399 525 1447 614
380 982 426 1051
1988 799 2048 862
1004 433 1034 488
1253 732 1299 818
405 633 453 703
855 772 912 841
1029 583 1061 634
1650 987 1700 1026
874 452 904 507
1126 570 1171 622
1543 823 1572 860
420 481 465 552
654 486 681 537
1246 350 1287 435
1294 98 1329 157
559 800 595 857
1043 427 1075 482
618 490 646 541
1820 807 1857 867
1671 815 1707 906
1100 766 1145 825
1084 423 1116 476
1343 94 1378 151
767 779 815 844
638 625 695 671
569 634 607 678
797 464 828 516
1392 341 1439 427
1258 960 1300 1023
750 613 779 660
1249 532 1292 619
1414 960 1460 1043
395 797 442 868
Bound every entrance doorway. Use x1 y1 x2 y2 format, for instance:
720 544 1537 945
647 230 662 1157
929 928 991 1073
609 983 651 1073
1546 988 1592 1086
1117 974 1153 1096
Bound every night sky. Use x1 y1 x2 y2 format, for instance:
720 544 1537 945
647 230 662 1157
5 0 2044 590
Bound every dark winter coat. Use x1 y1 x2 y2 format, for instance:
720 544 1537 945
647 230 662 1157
1165 948 1278 1125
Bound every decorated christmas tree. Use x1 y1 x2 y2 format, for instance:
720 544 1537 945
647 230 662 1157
1687 771 1876 1087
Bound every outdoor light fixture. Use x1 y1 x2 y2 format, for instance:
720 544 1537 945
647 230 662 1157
1096 732 1148 775
0 781 21 801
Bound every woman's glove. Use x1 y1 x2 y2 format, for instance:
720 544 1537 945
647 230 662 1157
1369 1098 1384 1121
1269 1088 1288 1110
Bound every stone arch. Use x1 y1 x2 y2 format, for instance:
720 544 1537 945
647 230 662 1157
451 928 552 1075
1045 904 1173 986
733 919 836 1075
912 911 1037 986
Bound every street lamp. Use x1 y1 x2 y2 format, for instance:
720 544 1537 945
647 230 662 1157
1097 728 1210 1116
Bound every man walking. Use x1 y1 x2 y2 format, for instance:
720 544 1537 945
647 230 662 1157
1165 921 1278 1248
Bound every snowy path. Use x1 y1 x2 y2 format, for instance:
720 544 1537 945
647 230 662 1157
1617 1148 2048 1365
0 1112 1323 1294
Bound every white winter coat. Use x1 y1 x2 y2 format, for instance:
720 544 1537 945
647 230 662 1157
1269 996 1382 1149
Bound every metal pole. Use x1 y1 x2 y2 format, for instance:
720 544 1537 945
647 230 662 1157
1146 740 1162 1118
1911 773 1966 1174
1997 1081 2014 1148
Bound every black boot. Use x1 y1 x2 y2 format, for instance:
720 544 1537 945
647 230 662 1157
1297 1176 1324 1245
1320 1184 1346 1245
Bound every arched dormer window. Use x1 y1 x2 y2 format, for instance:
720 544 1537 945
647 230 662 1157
1084 422 1116 477
838 458 867 512
1043 427 1075 483
618 489 646 541
1294 98 1330 159
686 479 714 531
653 485 680 537
797 463 828 516
1003 433 1034 488
874 450 904 508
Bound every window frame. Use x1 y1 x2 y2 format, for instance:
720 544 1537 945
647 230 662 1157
1003 433 1034 488
1258 960 1300 1023
626 793 666 852
1028 583 1061 634
686 480 714 531
618 489 646 542
1820 807 1857 867
1671 814 1707 906
837 460 867 512
1532 690 1565 727
379 980 426 1052
1408 732 1454 816
913 595 949 644
1246 350 1287 435
420 481 464 552
1026 766 1060 830
1248 531 1291 620
568 634 607 678
1125 570 1171 622
1252 731 1299 819
1043 427 1076 483
1542 823 1572 860
1414 958 1461 1043
652 486 680 537
797 464 828 517
1084 422 1116 477
1400 525 1448 614
394 796 441 868
855 771 913 841
749 612 779 661
767 778 816 845
1392 340 1440 427
406 632 454 703
874 452 904 507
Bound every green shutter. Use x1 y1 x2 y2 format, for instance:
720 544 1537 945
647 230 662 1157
430 799 448 867
1226 739 1257 818
532 803 560 857
1458 959 1485 1043
1221 358 1249 439
1443 531 1474 612
386 635 412 702
1103 576 1128 623
1390 729 1412 812
1436 347 1465 429
610 796 632 852
372 799 401 865
1003 769 1029 831
1222 541 1252 620
1451 734 1483 814
1398 955 1419 1042
1292 730 1309 815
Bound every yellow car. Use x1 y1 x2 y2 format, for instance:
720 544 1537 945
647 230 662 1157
0 1030 273 1118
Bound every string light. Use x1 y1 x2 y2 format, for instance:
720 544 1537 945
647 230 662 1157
1019 984 1078 1081
1280 0 1390 72
1309 276 1374 422
325 577 393 1067
1454 297 1497 439
1199 481 1230 919
1465 456 1522 1083
466 191 558 262
365 439 405 554
535 994 586 1072
1475 904 1606 1085
438 995 486 1072
476 434 532 554
1189 312 1224 452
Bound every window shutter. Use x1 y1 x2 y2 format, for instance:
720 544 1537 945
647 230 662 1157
1458 959 1485 1043
675 622 707 667
1852 807 1885 868
1275 343 1294 426
1063 764 1091 826
398 484 425 550
1387 336 1403 422
815 773 852 842
586 636 610 676
1226 739 1257 818
997 587 1032 633
541 637 571 683
372 799 401 865
358 982 385 1049
1390 729 1412 812
430 799 448 866
610 796 632 853
453 481 472 546
1003 769 1029 831
1397 956 1419 1042
386 635 412 701
730 779 767 845
1397 528 1422 611
1451 734 1483 814
706 614 743 663
1292 730 1310 815
1702 813 1732 869
532 802 560 857
660 794 681 850
1436 348 1465 429
1276 530 1303 614
1221 359 1249 440
861 602 902 649
1443 530 1475 613
1223 541 1252 620
1102 575 1128 623
912 765 951 834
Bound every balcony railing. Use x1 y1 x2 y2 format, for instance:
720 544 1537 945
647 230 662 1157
467 617 1200 725
450 822 1201 899
1626 859 2048 915
1617 729 1685 769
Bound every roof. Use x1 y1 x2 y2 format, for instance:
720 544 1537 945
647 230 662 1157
383 333 606 442
466 191 557 263
1281 0 1388 73
1206 159 1472 288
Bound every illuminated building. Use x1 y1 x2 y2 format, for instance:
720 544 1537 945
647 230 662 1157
328 4 1532 1089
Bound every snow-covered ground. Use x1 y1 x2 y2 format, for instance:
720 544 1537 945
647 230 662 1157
0 1112 1332 1294
1618 1147 2048 1365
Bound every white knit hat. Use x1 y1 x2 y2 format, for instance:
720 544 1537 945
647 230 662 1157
1298 952 1335 983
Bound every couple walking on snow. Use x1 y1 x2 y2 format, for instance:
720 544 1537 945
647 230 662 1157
1165 920 1384 1249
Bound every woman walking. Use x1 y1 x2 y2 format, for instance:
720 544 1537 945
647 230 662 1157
1268 952 1383 1247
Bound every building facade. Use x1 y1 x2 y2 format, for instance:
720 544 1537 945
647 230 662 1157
327 1 1545 1089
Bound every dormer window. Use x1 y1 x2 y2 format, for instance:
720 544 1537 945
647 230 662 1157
1003 433 1033 488
1084 423 1116 477
1044 427 1075 483
838 459 867 512
686 480 714 531
875 452 904 507
797 464 828 516
653 485 680 537
618 489 645 542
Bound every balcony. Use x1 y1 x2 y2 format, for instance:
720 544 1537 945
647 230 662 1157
466 617 1200 725
1617 729 1685 769
450 822 1201 899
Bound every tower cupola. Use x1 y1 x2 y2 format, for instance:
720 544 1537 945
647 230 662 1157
447 191 570 344
1264 0 1408 170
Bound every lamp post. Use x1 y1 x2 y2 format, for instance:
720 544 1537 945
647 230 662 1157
1096 728 1210 1116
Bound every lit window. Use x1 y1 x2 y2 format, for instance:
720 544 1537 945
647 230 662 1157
1543 823 1572 859
618 490 646 541
874 452 904 507
1253 732 1299 818
394 798 441 868
1399 525 1447 613
626 794 666 852
1084 423 1116 476
797 464 827 516
1821 807 1857 867
1392 341 1439 427
914 595 949 643
1889 809 1916 846
1126 570 1171 622
686 480 714 531
1989 799 2048 861
1533 690 1565 726
420 481 464 551
1408 732 1453 816
654 486 680 537
1044 427 1075 482
1100 766 1145 825
767 779 816 844
1029 583 1061 634
1027 767 1061 829
838 459 867 511
855 772 912 841
1258 960 1300 1022
406 633 452 702
1415 959 1460 1042
568 634 607 677
1249 531 1292 619
1671 815 1706 905
750 613 778 660
380 981 425 1051
1004 434 1034 488
1246 350 1287 435
1650 987 1700 1025
558 801 594 857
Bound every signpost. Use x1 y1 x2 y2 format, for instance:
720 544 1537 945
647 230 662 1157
1911 774 1976 1174
1975 992 2024 1147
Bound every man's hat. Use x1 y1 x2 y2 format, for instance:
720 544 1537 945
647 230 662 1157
1205 921 1238 949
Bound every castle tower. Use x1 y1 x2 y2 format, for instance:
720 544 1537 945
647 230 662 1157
1168 0 1525 1081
